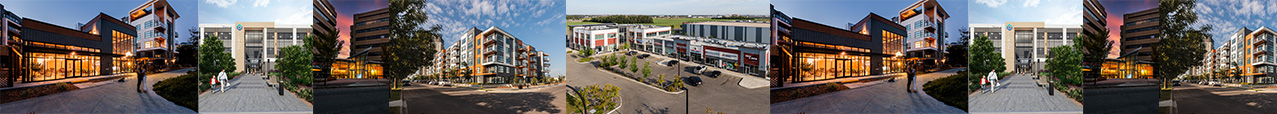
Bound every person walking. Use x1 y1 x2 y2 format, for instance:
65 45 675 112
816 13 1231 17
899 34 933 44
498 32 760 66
137 63 148 93
987 71 999 92
908 61 919 93
218 69 229 92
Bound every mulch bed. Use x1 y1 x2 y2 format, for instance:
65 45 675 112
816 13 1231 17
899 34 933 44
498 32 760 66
0 83 80 104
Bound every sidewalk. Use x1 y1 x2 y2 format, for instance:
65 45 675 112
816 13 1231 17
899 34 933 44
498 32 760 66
1088 78 1158 88
0 73 131 91
199 73 312 112
626 50 771 89
770 68 965 113
969 74 1082 113
771 73 903 90
0 68 196 113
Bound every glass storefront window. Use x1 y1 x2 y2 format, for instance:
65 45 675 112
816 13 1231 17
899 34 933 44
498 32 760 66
24 52 101 82
795 52 872 82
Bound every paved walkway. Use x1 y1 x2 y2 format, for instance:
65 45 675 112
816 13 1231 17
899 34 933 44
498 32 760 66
199 74 312 112
770 68 966 113
0 68 196 113
969 74 1082 113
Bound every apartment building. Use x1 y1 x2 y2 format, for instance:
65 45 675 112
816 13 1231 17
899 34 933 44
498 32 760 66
894 0 949 69
1203 27 1277 84
771 7 908 83
970 22 1081 72
124 0 180 69
428 27 549 84
199 22 311 72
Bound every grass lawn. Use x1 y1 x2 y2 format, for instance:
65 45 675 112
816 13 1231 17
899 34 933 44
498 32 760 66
1160 90 1172 101
925 72 968 111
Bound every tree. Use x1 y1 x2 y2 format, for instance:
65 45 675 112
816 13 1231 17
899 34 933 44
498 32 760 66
969 35 1005 75
946 27 970 67
1047 42 1082 86
1158 0 1211 90
199 36 235 73
386 0 440 90
276 45 312 86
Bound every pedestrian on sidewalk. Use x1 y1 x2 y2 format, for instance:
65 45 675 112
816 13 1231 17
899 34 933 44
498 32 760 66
987 71 999 92
137 63 148 93
218 69 229 92
906 61 918 93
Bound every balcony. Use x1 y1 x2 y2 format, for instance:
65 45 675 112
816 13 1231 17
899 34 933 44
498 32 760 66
483 48 499 55
484 37 499 45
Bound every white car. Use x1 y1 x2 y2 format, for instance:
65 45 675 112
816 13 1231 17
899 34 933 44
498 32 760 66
693 65 709 74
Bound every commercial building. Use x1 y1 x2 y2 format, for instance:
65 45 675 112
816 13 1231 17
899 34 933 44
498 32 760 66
1200 27 1277 84
1120 8 1160 62
970 22 1080 72
682 21 769 44
0 4 19 87
771 5 908 84
199 22 310 72
1084 0 1107 36
350 7 390 61
426 27 550 84
19 14 136 83
313 0 337 36
123 0 179 70
894 0 949 69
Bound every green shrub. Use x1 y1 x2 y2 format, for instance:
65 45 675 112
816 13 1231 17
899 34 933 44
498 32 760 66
154 72 198 110
925 72 968 111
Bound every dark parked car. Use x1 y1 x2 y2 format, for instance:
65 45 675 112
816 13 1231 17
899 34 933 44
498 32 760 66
637 54 651 59
626 51 637 55
685 76 702 86
1173 80 1181 86
704 70 721 78
664 60 680 66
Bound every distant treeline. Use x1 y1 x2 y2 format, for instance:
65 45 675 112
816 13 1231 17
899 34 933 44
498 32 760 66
712 16 756 20
585 15 653 24
567 15 587 20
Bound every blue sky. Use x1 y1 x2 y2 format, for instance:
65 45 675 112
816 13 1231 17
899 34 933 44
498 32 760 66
425 0 567 77
969 0 1082 25
200 0 310 24
771 0 969 44
1192 0 1277 48
2 0 198 43
567 0 767 15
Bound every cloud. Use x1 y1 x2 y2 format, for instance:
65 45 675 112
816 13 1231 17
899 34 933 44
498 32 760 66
206 0 237 8
1023 0 1040 7
253 0 270 7
975 0 1007 8
1044 6 1082 25
275 7 312 24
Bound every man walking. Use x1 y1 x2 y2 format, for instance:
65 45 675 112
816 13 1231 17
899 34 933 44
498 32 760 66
987 71 999 92
137 63 147 93
218 69 229 92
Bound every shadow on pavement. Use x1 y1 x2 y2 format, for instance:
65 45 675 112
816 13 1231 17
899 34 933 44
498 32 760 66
632 103 670 114
404 87 560 114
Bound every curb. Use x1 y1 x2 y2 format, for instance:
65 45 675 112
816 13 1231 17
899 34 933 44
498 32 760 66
593 67 685 94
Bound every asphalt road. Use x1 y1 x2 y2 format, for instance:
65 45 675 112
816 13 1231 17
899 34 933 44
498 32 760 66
314 86 389 114
567 53 768 114
402 83 567 114
1171 83 1269 114
1083 86 1158 114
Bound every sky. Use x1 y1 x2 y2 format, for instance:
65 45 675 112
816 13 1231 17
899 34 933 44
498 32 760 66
2 0 198 43
200 0 311 24
771 0 969 44
425 0 567 77
567 0 767 15
969 0 1082 25
1098 0 1157 58
1192 0 1277 49
329 0 389 58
